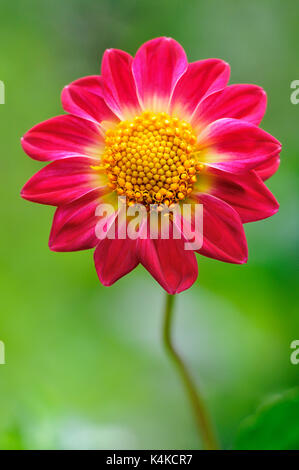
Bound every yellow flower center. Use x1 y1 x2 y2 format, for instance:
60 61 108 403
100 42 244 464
101 111 203 206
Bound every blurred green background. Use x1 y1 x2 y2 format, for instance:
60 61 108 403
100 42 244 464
0 0 298 450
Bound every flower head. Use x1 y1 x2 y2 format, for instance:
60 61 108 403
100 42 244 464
21 37 281 294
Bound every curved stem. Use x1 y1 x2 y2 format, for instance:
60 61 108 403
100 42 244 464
163 293 219 450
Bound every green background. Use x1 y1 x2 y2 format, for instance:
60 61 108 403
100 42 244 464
0 0 298 449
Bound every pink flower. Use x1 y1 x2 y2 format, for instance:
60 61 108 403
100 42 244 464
21 37 281 294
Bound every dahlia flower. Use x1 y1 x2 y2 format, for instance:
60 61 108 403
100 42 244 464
21 37 281 294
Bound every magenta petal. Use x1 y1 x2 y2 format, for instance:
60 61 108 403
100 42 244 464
49 189 102 252
101 49 141 119
94 235 139 286
199 118 281 172
254 154 280 181
192 193 248 263
21 156 106 206
61 75 119 125
132 37 187 111
200 168 279 223
170 59 230 118
21 114 104 161
137 225 198 294
94 238 138 286
192 84 267 128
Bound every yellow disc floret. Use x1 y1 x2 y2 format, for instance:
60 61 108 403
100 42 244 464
101 111 203 206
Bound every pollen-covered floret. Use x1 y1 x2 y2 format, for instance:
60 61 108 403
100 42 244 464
100 111 204 206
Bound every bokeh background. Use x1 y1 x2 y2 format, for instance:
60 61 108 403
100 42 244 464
0 0 298 450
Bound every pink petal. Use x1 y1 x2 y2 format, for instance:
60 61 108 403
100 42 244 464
132 37 187 112
21 114 104 161
137 219 198 294
196 168 279 223
254 154 280 181
61 75 119 125
192 84 267 129
170 59 230 119
191 193 248 263
101 49 141 119
198 118 281 173
21 156 107 206
94 232 139 286
49 189 103 252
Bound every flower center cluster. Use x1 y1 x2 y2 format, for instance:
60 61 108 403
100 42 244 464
101 111 202 206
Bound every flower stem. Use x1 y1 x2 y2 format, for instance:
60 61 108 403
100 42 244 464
162 293 219 450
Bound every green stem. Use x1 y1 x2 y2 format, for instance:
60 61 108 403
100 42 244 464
163 293 219 450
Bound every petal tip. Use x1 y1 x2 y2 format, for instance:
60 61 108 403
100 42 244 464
100 278 113 287
20 182 31 201
270 201 280 217
48 237 67 253
48 238 57 252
